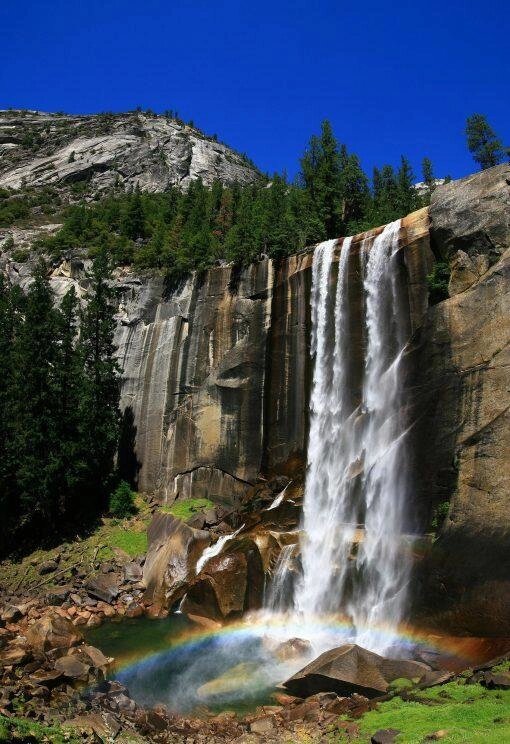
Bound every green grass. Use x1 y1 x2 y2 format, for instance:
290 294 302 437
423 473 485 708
161 497 214 522
491 660 510 674
334 681 510 744
109 527 147 557
0 715 82 743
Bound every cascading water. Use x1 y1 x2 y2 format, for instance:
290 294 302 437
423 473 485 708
265 543 297 612
286 220 412 654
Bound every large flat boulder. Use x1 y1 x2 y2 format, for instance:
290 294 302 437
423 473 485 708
85 574 121 604
142 511 210 609
283 644 429 698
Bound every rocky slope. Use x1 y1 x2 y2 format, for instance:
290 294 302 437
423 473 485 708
0 109 260 196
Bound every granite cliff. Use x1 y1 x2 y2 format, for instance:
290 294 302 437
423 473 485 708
112 165 510 634
0 109 260 196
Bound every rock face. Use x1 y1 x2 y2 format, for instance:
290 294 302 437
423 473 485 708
0 110 260 195
115 207 432 502
411 164 510 634
283 644 429 698
116 261 275 499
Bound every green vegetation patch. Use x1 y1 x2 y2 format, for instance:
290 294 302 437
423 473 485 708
427 261 451 305
0 493 151 592
109 526 148 557
162 497 214 522
338 680 510 744
0 715 82 744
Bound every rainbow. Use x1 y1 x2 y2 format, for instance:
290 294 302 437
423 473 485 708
107 612 492 679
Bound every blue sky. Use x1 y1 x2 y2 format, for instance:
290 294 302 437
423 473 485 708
1 0 508 181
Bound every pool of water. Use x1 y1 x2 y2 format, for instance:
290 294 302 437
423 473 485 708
86 613 509 715
85 614 303 714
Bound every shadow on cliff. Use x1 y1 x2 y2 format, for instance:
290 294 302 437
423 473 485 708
117 406 141 489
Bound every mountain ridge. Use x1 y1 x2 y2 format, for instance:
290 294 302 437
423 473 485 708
0 109 261 197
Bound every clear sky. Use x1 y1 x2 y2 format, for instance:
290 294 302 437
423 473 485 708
1 0 508 181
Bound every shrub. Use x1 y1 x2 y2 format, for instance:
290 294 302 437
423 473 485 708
427 261 450 304
431 500 450 531
109 480 137 518
11 247 30 263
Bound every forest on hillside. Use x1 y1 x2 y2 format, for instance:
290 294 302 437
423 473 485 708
3 121 438 277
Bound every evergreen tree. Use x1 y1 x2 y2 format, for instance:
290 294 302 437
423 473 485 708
53 286 84 516
466 114 509 170
122 187 145 240
79 251 122 511
397 156 419 215
0 279 23 548
338 145 370 230
8 263 59 532
300 121 342 236
422 157 435 188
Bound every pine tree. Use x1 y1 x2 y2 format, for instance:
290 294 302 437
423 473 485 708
397 156 419 215
0 278 23 549
300 121 342 237
466 114 509 170
422 157 435 188
53 286 85 516
9 263 59 532
338 145 370 230
122 187 145 240
79 251 121 512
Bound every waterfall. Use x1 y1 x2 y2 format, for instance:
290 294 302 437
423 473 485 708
265 544 297 612
292 221 411 654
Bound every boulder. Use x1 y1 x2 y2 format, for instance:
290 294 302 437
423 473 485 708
482 671 510 689
39 560 59 575
180 538 264 623
54 655 90 682
143 512 210 608
85 574 121 604
0 641 32 668
274 637 312 662
283 644 429 698
29 668 64 686
123 561 143 583
250 717 275 734
70 645 112 674
45 586 73 606
1 605 22 623
25 612 82 652
371 730 401 744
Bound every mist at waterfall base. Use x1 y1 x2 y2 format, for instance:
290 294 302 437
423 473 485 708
88 224 430 713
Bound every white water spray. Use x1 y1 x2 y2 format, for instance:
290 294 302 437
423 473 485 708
195 525 245 575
